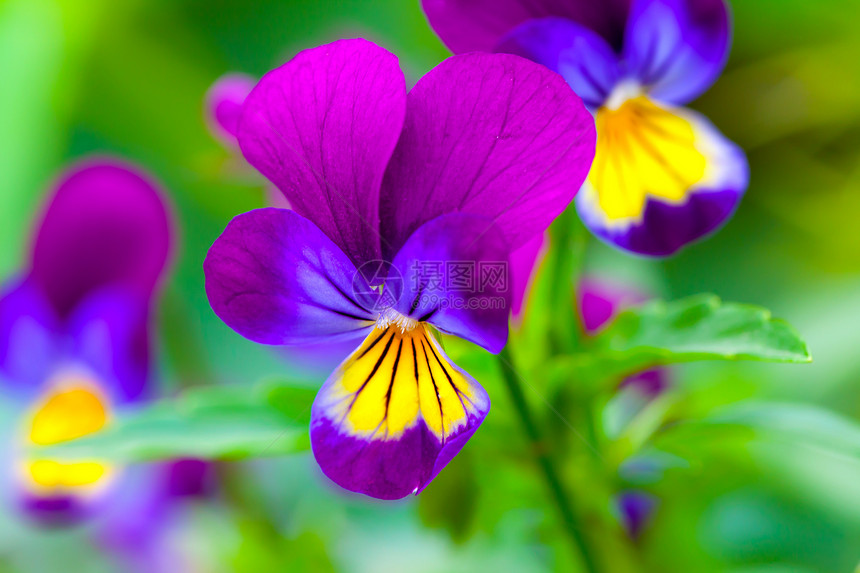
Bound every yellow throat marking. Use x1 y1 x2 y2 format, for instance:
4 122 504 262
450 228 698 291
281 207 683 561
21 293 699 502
328 323 478 441
588 95 707 220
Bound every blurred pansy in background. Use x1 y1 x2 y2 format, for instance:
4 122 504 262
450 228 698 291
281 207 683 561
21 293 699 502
0 159 212 569
204 38 594 499
205 73 256 150
423 0 750 256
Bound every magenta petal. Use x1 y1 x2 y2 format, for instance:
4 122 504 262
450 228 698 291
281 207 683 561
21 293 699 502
380 52 595 257
625 0 731 104
205 73 256 148
497 17 621 109
237 39 407 267
390 214 512 354
577 277 649 334
30 158 172 319
422 0 631 53
204 208 376 345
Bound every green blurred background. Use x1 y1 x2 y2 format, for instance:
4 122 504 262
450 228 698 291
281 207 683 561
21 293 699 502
1 0 859 571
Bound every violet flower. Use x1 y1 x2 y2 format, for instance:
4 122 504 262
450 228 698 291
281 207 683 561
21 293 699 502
0 158 212 557
423 0 749 256
204 38 595 499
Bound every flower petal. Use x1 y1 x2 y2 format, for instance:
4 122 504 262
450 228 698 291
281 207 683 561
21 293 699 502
30 158 172 319
576 97 747 256
204 208 376 346
380 52 595 257
616 490 658 540
311 324 489 500
67 288 152 404
388 214 511 354
205 73 256 148
497 17 621 109
0 280 58 397
421 0 631 53
577 277 649 334
624 0 731 104
237 39 407 267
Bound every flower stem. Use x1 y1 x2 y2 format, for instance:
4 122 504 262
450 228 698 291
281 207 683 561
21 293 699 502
497 346 600 573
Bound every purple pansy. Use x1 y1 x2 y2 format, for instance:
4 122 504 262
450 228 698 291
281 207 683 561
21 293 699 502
204 38 595 499
423 0 749 256
0 159 210 565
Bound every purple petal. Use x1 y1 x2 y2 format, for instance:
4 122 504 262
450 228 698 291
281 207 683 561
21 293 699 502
625 0 731 104
0 280 59 397
311 325 489 500
163 459 216 499
577 277 649 334
237 39 407 267
576 100 747 256
616 490 658 540
30 158 172 319
620 368 669 397
389 214 511 354
421 0 631 53
67 288 152 403
380 52 595 257
204 208 376 346
205 73 256 148
497 17 622 109
510 232 548 320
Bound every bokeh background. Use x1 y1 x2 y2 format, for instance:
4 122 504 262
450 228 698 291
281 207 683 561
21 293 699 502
1 0 859 571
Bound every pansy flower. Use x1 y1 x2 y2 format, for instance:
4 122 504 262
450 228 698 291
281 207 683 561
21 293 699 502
204 38 595 499
423 0 749 256
0 158 213 567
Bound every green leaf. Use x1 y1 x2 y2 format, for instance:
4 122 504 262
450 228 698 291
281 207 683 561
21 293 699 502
701 401 860 458
35 383 310 462
591 295 811 376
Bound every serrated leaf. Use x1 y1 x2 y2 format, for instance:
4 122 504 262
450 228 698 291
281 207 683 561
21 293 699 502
35 383 311 462
592 295 811 376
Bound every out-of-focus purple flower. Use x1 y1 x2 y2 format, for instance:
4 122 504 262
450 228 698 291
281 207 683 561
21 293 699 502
616 490 658 540
205 73 256 149
423 0 749 256
0 159 211 560
204 38 595 500
205 73 291 210
577 277 669 396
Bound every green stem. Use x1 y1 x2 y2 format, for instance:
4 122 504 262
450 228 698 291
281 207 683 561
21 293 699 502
498 346 600 573
546 207 588 354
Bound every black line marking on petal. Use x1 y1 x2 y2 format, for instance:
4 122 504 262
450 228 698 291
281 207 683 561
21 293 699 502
384 339 404 422
419 338 445 442
424 334 473 416
356 328 386 360
347 331 395 412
